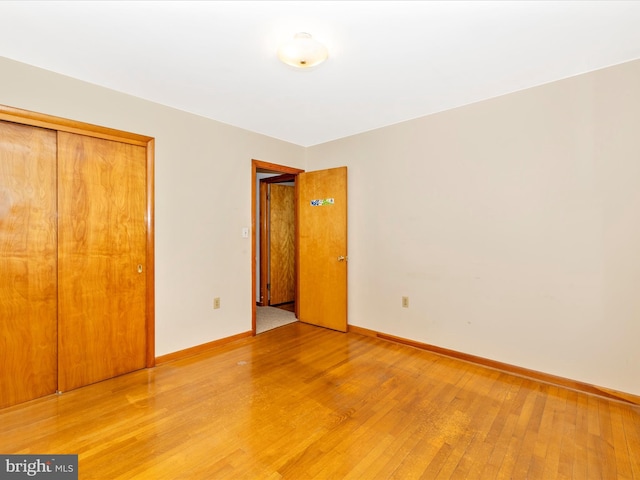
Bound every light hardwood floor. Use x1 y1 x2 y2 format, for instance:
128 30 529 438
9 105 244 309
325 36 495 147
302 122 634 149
1 323 639 479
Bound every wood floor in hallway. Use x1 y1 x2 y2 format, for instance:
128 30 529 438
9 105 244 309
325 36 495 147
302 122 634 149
1 322 639 479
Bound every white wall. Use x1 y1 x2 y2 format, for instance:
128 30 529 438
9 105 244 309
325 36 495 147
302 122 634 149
0 56 305 357
3 54 639 396
306 59 640 396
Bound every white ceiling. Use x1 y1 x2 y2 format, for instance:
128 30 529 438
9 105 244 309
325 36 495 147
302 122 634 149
1 1 640 147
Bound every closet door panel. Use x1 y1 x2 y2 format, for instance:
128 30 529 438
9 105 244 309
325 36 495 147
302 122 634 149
0 121 57 408
57 132 147 392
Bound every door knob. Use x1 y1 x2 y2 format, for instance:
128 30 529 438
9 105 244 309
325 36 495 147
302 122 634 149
337 256 347 262
137 264 143 273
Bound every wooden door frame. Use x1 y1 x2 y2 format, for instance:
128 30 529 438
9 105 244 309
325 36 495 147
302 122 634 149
0 104 156 367
251 160 304 334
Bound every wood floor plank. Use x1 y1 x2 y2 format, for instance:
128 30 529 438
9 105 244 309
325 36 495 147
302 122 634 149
595 397 618 478
573 393 590 478
622 405 640 479
424 368 495 478
536 385 568 479
478 377 525 477
510 388 548 478
558 390 579 478
446 370 506 478
609 400 634 480
1 322 638 479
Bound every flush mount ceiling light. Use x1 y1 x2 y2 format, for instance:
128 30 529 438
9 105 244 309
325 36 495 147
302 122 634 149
277 32 328 68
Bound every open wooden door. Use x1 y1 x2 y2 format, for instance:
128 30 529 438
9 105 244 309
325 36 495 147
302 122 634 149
297 167 348 332
269 184 295 305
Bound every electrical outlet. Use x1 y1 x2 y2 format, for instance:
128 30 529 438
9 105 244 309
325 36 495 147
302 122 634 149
213 297 220 309
402 296 409 308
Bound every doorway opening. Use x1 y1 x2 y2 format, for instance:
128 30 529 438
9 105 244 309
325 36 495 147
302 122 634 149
251 160 304 334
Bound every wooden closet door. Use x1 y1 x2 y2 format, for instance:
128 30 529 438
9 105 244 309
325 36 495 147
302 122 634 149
0 121 58 408
57 132 147 392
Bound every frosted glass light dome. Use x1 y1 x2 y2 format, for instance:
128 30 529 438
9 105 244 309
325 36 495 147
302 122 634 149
278 33 328 68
